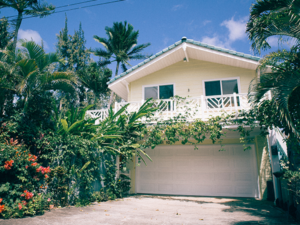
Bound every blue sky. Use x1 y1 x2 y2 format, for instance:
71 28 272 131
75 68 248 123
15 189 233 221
1 0 284 74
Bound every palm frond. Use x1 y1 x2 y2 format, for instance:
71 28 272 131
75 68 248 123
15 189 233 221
20 40 45 61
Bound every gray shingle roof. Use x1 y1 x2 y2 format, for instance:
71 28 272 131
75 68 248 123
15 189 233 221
108 38 260 85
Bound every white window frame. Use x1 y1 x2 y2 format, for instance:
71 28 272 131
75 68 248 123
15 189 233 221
142 83 175 100
202 77 241 96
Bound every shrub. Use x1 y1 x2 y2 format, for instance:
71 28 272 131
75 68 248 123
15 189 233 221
0 126 52 218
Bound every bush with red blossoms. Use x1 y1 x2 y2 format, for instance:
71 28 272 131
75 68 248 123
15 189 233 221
0 135 52 218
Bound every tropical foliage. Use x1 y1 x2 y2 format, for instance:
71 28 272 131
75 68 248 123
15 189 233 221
0 0 55 50
93 21 151 106
246 0 300 136
0 40 76 112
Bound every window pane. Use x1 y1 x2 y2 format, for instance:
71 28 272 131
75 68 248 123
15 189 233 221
159 85 174 99
144 86 158 100
205 81 221 96
222 80 238 95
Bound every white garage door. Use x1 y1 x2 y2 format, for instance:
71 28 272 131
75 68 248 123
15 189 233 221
136 144 259 198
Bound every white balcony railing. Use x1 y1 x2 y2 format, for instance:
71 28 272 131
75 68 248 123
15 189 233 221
87 93 253 122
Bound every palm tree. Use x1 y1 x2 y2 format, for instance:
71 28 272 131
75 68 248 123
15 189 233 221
0 0 55 50
77 61 112 107
0 40 76 112
92 21 150 107
249 48 300 136
246 0 300 53
246 0 300 136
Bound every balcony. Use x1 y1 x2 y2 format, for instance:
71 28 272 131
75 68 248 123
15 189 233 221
86 93 253 123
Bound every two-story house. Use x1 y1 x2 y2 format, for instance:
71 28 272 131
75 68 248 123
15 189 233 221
88 37 285 200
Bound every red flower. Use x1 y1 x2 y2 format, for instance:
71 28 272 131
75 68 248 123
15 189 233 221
23 190 34 200
21 194 24 197
28 155 37 162
31 162 38 166
0 198 2 203
25 165 28 169
22 201 27 206
36 166 51 174
47 198 51 202
0 205 4 213
4 160 14 170
18 203 22 210
45 174 49 179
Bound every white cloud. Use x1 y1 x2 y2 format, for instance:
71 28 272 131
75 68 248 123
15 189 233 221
221 17 247 42
171 4 183 11
163 37 170 46
200 17 248 50
201 36 231 49
202 20 211 26
267 36 279 47
18 29 48 49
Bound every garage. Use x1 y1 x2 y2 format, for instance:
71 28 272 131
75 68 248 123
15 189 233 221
136 144 259 198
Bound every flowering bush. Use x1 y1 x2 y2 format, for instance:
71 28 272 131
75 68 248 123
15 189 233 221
0 135 52 218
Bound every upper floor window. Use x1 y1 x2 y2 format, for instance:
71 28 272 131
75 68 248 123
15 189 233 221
144 84 174 100
204 78 239 96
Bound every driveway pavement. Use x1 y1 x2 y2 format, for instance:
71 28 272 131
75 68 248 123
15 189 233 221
0 195 298 225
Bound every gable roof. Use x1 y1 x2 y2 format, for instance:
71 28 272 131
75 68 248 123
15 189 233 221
108 37 261 101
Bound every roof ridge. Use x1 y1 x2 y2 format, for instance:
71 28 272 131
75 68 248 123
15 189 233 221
108 38 260 85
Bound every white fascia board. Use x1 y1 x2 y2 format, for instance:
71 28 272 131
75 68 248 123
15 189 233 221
186 43 260 67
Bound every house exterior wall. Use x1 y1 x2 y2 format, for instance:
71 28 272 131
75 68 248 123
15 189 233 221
127 136 272 199
128 59 256 102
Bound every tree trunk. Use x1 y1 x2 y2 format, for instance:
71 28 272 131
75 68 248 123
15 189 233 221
108 61 120 109
12 12 23 51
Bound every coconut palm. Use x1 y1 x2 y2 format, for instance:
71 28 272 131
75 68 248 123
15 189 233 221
0 0 55 50
246 0 300 136
246 0 300 53
92 21 150 107
249 47 300 136
0 40 76 112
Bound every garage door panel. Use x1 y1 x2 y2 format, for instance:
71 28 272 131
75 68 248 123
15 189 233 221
174 148 194 156
136 144 258 198
191 185 214 195
193 149 214 156
213 159 231 168
139 171 156 182
173 172 195 182
193 159 214 168
155 159 173 168
157 184 173 193
195 172 213 181
235 159 251 169
235 186 254 195
139 184 156 193
213 148 231 156
234 172 253 182
233 148 251 156
214 185 233 194
214 172 232 181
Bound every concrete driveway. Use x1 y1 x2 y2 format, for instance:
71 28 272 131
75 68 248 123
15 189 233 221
0 195 298 225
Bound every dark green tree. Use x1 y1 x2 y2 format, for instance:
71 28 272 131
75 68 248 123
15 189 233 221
0 17 11 49
93 21 151 107
0 0 55 51
56 16 90 71
77 62 112 107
